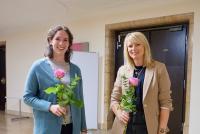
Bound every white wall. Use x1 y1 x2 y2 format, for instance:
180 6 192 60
2 0 200 133
4 29 46 113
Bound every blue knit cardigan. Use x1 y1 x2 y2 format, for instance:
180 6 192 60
23 58 87 134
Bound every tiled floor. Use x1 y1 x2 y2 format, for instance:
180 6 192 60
0 111 33 134
0 111 108 134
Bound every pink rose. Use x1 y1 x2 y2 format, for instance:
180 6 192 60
129 77 139 86
54 69 65 79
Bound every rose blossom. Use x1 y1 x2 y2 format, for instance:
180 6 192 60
54 69 65 79
129 77 139 86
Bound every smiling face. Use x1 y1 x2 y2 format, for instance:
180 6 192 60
50 30 69 56
127 41 145 61
124 32 152 67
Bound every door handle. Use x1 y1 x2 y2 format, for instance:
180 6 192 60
0 77 6 85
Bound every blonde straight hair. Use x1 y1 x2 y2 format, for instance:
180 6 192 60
123 32 154 68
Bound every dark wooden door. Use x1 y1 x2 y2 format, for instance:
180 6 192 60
115 24 188 134
0 45 6 111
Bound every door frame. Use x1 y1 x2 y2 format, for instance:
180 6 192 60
0 41 6 111
104 13 193 134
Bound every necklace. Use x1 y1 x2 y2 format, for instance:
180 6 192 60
134 67 144 78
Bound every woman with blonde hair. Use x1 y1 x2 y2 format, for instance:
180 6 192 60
111 32 173 134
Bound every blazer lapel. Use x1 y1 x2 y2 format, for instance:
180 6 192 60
125 65 134 78
143 67 154 101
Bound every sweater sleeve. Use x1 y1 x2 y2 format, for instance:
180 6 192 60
23 61 51 112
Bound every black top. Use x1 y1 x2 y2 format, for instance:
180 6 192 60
132 66 146 124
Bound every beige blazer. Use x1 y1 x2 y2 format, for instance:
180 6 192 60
110 61 173 134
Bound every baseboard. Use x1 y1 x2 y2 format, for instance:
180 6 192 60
6 109 33 117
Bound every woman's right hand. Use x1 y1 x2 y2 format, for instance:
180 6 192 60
116 109 129 124
49 104 66 117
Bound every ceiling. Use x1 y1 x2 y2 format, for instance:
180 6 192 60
0 0 179 36
1 0 155 35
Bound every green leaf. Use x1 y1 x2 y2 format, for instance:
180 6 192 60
62 93 68 100
58 99 70 106
57 91 62 99
44 87 58 94
70 99 83 108
44 75 83 109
